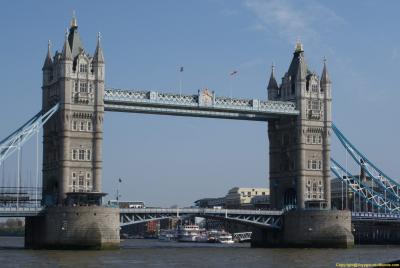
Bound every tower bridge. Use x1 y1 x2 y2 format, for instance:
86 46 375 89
1 15 400 249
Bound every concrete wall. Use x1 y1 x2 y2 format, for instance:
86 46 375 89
25 206 120 249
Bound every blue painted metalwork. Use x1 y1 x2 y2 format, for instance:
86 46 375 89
331 158 400 213
332 124 400 204
0 104 59 164
104 88 299 121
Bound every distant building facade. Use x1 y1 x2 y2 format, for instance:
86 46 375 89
225 187 270 209
194 197 226 208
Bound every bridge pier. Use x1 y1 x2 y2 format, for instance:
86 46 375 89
251 210 354 248
25 206 120 249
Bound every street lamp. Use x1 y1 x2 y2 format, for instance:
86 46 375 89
116 178 122 201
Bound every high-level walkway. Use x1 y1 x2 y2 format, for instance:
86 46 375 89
103 89 299 121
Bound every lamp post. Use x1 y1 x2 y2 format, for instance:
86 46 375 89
116 178 122 202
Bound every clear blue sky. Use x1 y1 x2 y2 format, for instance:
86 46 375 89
1 0 399 207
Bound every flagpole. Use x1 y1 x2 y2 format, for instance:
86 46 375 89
229 76 232 99
229 70 237 99
179 73 182 96
179 66 183 96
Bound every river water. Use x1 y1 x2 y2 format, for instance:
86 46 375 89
0 237 399 267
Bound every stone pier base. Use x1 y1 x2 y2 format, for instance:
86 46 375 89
252 210 354 248
25 206 120 249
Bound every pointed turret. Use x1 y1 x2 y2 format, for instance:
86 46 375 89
287 40 307 82
67 12 85 59
93 32 105 63
267 64 279 100
61 31 72 61
320 58 331 84
42 40 53 70
267 64 278 90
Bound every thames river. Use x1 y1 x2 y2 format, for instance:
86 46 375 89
0 237 399 267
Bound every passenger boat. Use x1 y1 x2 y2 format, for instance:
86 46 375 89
177 224 201 242
216 232 234 244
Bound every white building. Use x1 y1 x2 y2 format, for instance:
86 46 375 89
225 187 270 209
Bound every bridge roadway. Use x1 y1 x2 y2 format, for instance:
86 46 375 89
119 208 283 228
103 89 299 121
2 207 400 228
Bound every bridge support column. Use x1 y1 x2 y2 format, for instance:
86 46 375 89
25 206 120 249
252 210 354 248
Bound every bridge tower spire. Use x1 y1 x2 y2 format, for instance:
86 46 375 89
267 63 279 100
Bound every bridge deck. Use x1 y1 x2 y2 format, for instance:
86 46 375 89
104 89 299 121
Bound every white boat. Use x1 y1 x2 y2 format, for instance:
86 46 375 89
177 224 201 242
216 232 235 244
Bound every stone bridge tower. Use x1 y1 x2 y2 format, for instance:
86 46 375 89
267 42 332 210
26 16 119 250
41 15 105 205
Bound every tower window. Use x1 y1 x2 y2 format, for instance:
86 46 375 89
87 121 92 131
72 149 77 160
80 82 87 93
318 160 322 170
79 176 84 186
74 81 79 93
313 183 317 192
311 100 320 111
79 150 85 160
311 160 317 170
86 172 91 179
89 83 93 93
87 150 91 161
80 121 85 131
72 121 77 131
79 64 88 73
